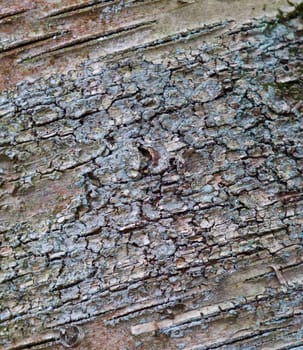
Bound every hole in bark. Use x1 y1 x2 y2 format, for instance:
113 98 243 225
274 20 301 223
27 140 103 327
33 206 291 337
105 135 115 145
138 146 151 173
138 146 160 173
59 326 84 348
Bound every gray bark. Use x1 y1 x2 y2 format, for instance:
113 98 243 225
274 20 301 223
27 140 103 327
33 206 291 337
0 1 303 349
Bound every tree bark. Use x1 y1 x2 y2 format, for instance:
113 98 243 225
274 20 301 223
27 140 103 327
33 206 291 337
0 1 303 349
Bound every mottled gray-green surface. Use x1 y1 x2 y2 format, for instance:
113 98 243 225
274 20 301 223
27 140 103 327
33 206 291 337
0 12 303 350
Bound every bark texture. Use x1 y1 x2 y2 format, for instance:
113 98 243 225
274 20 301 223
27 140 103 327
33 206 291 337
0 1 303 349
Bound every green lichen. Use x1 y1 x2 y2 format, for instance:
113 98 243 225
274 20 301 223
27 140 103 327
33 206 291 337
263 79 303 101
262 1 303 32
277 0 303 22
274 80 303 100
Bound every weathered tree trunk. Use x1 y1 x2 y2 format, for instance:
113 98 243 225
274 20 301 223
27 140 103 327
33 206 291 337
0 1 303 349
